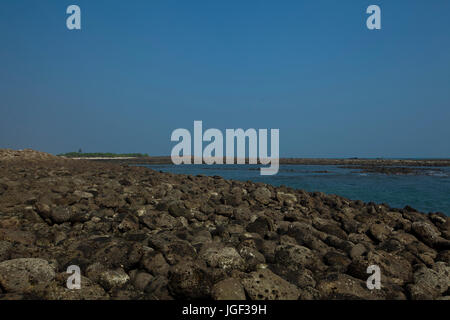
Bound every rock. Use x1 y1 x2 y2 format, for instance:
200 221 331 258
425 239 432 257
73 190 94 199
29 274 107 300
86 262 108 283
50 206 76 224
200 244 245 271
369 223 392 242
212 278 246 300
252 187 272 204
350 243 367 259
436 250 450 263
98 269 130 291
0 241 12 262
298 286 322 300
167 201 191 218
323 251 351 272
142 251 170 277
317 273 381 300
412 221 442 247
366 251 412 286
238 245 266 270
378 238 404 253
247 217 271 237
216 205 234 217
118 214 139 232
313 220 347 240
0 258 56 293
131 271 154 291
274 244 316 269
168 260 212 299
242 269 300 300
0 228 35 245
276 192 297 207
408 263 450 300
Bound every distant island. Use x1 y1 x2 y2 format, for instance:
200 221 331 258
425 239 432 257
57 152 149 158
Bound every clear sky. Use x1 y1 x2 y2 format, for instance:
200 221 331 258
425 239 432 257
1 0 449 158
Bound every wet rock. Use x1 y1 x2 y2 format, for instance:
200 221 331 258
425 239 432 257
242 269 300 300
212 278 246 300
0 258 56 293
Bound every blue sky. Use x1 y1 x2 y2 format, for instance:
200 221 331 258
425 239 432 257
0 0 449 157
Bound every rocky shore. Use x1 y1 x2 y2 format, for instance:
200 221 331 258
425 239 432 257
71 155 450 168
0 149 449 300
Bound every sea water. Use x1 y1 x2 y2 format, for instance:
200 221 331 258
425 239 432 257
141 164 450 216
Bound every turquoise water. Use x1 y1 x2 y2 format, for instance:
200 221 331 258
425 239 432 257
141 164 450 216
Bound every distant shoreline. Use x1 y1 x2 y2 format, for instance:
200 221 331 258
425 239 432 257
67 156 450 168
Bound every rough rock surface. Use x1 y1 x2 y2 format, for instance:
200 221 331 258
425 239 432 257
0 149 448 300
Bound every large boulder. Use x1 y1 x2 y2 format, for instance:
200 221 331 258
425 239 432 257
0 258 56 293
407 263 450 300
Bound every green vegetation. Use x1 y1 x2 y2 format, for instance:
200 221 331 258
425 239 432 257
58 152 149 158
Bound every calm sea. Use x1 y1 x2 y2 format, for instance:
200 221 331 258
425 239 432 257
141 164 450 216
